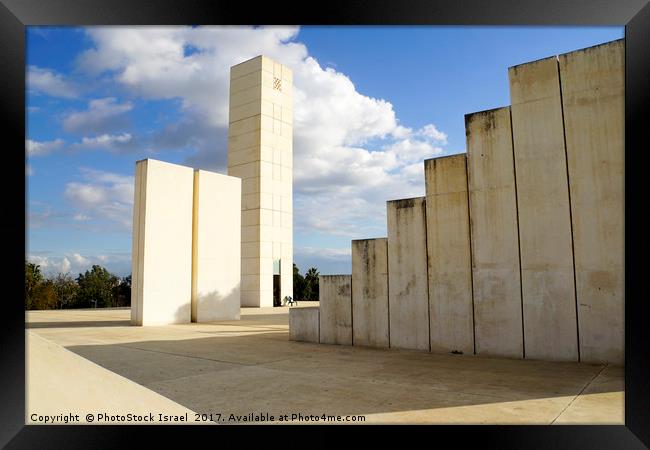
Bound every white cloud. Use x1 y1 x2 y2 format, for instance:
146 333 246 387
26 164 34 176
27 254 73 275
63 97 133 134
74 26 452 256
27 252 131 277
417 123 448 144
26 138 64 157
80 133 132 146
71 133 137 153
60 257 71 273
64 168 134 229
295 246 351 260
27 66 78 98
71 253 89 265
294 246 353 275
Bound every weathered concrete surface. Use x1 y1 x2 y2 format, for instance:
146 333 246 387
26 308 623 425
26 331 202 424
509 57 579 361
425 155 474 355
351 238 389 348
131 159 194 326
552 365 624 424
192 170 241 323
465 107 524 359
319 275 353 345
387 197 430 351
228 55 293 307
289 306 319 343
559 40 625 365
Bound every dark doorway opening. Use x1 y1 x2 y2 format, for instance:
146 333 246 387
273 274 281 307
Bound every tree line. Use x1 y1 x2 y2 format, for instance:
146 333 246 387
26 259 319 309
293 263 319 301
25 261 131 310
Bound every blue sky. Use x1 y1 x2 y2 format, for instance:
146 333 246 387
26 26 623 277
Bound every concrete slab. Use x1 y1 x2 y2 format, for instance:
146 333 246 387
425 155 474 355
351 238 389 348
387 197 430 351
192 170 241 322
289 306 319 343
319 275 353 345
26 308 623 425
131 159 194 326
559 40 625 365
465 107 524 359
509 57 579 361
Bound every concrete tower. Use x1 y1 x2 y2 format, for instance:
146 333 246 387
227 56 293 307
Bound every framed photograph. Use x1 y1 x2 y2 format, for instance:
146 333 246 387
5 0 649 447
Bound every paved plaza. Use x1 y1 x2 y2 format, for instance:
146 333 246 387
26 306 623 425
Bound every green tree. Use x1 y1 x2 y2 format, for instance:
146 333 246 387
52 273 79 309
293 263 306 301
113 275 132 307
25 261 43 310
305 267 320 301
33 279 58 310
76 265 120 308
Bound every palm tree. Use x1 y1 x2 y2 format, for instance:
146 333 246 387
304 267 320 301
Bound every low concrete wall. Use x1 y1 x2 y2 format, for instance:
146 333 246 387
387 197 430 351
352 238 389 348
289 307 320 343
425 155 474 355
466 107 524 359
131 159 194 326
559 40 624 364
192 170 242 322
319 275 353 345
509 57 579 361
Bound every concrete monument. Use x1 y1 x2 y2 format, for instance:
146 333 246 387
228 56 294 308
299 40 624 366
131 161 242 325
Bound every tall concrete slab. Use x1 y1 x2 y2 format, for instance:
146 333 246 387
289 307 320 343
228 55 293 307
131 159 194 326
319 275 352 345
425 155 474 355
465 107 524 359
509 57 579 361
387 197 430 351
191 170 242 322
559 40 624 364
351 238 389 348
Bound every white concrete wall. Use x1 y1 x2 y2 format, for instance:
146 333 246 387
351 238 389 348
559 40 625 364
289 307 320 343
425 155 475 355
228 55 293 307
131 159 194 326
319 275 352 345
387 197 430 351
192 170 242 322
466 107 524 359
509 57 579 361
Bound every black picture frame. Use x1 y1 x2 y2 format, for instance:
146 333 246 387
3 0 648 447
